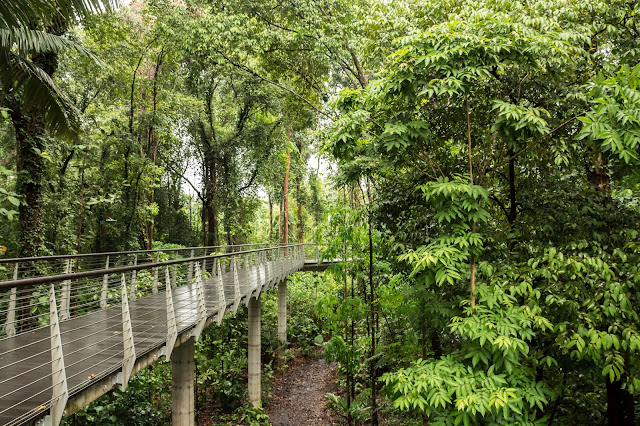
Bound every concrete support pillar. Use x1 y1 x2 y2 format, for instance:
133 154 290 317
277 279 287 345
248 296 261 408
172 337 195 426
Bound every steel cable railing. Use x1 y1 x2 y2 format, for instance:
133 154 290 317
0 243 313 426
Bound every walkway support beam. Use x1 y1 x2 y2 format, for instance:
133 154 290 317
248 295 261 408
172 337 195 426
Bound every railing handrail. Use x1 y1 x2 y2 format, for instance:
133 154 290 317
0 243 315 290
0 242 315 264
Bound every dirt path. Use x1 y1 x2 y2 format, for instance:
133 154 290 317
265 353 341 426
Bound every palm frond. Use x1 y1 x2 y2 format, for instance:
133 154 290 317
0 28 103 65
0 48 81 139
0 0 118 32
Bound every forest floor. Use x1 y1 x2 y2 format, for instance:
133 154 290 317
264 348 342 425
197 347 341 425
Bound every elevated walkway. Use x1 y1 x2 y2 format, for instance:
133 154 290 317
0 243 330 425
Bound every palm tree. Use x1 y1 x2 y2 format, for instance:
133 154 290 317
1 0 117 137
0 0 117 256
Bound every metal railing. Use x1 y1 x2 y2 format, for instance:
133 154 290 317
0 243 313 426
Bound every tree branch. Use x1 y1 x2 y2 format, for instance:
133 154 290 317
214 48 333 119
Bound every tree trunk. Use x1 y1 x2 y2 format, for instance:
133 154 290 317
10 16 66 332
76 146 88 252
606 379 635 426
12 109 45 258
588 152 610 193
296 175 303 243
277 198 283 242
367 180 378 426
508 149 517 226
269 193 273 241
284 125 291 252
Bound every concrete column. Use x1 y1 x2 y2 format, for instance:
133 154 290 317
277 279 287 345
172 337 195 426
248 296 261 408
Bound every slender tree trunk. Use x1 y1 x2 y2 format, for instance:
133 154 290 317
203 151 219 247
277 198 283 242
76 146 88 252
297 175 303 243
284 125 291 252
606 379 635 426
466 95 477 308
269 193 273 241
145 47 163 250
343 188 352 424
366 179 378 426
508 149 517 226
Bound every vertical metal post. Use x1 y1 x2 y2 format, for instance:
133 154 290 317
202 249 208 276
172 337 195 426
243 253 251 305
215 259 225 324
278 248 285 283
4 264 17 337
266 251 274 289
129 254 137 301
100 256 110 309
48 282 68 426
172 252 178 288
255 253 263 299
118 274 136 392
187 249 194 284
193 263 206 340
232 257 241 313
265 250 271 286
247 295 261 408
59 259 71 321
164 267 177 361
152 253 159 295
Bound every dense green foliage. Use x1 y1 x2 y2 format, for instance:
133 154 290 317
2 0 640 424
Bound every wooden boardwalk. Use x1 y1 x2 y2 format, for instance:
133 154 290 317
0 256 305 425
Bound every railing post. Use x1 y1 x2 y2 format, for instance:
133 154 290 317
172 253 178 288
164 267 177 361
118 274 136 392
59 259 72 321
247 295 261 408
255 253 263 299
100 256 109 309
4 264 17 337
265 251 273 287
202 249 208 275
278 248 285 283
152 253 159 295
242 253 251 305
187 249 195 284
232 257 241 313
129 254 137 302
48 282 68 426
215 259 225 324
194 263 206 340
